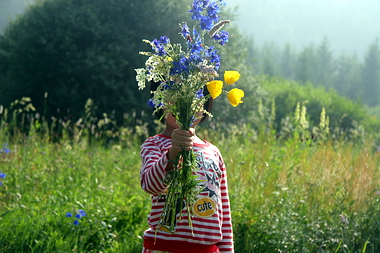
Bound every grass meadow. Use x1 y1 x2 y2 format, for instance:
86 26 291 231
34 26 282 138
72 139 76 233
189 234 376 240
1 117 380 252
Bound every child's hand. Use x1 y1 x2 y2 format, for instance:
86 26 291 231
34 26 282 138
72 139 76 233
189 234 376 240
168 128 194 161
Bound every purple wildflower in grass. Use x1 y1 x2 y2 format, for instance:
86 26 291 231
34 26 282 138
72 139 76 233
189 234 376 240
0 148 10 154
66 210 86 225
78 209 86 217
339 214 349 225
0 172 6 187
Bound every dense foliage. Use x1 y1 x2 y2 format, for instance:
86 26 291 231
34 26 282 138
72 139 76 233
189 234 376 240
260 77 380 135
0 0 192 123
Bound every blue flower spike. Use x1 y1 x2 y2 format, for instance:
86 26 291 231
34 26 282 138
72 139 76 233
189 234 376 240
0 171 5 186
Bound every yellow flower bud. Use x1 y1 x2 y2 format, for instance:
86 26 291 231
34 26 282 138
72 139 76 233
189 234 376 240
227 88 244 107
206 80 223 99
224 71 240 85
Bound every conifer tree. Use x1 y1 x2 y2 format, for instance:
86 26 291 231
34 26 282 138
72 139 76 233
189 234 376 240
361 39 380 107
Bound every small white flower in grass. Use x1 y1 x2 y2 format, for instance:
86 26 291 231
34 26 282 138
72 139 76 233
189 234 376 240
339 214 349 225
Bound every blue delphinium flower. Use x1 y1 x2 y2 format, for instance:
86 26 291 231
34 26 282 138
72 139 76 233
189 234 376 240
170 56 192 75
148 99 164 109
147 99 155 108
66 212 73 217
190 39 203 54
189 0 221 31
151 36 170 56
180 23 191 40
213 30 229 45
73 220 80 225
159 36 170 45
205 46 221 70
196 88 204 99
207 1 221 22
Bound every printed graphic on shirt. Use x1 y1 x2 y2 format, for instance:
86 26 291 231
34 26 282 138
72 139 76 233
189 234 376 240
192 196 217 218
195 151 222 200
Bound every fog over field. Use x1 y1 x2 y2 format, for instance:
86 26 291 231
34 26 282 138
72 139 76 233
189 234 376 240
1 0 379 57
230 0 380 57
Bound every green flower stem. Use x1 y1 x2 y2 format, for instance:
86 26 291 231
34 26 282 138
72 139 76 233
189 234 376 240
158 97 200 232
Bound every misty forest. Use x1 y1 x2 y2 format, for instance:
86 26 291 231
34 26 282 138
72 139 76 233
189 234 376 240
1 0 380 252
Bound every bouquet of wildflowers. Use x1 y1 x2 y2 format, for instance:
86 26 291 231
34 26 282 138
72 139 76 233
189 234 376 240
135 0 244 232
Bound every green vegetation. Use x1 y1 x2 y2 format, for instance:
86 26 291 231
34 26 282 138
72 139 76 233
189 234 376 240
1 90 380 252
1 0 380 252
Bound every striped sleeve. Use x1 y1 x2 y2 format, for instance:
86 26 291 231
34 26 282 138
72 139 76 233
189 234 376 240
140 138 169 195
215 150 234 252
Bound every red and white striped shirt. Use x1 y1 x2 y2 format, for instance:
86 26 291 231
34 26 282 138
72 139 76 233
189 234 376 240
140 134 234 253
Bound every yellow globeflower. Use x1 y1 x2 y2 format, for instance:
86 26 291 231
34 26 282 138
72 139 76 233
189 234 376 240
227 88 244 107
206 80 223 99
224 71 240 85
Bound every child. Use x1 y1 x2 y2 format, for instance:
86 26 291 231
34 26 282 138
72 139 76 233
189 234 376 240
139 84 234 253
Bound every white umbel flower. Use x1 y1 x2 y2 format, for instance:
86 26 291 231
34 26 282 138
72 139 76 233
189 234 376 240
135 68 147 90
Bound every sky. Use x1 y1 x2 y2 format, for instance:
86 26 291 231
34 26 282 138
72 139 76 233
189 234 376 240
1 0 379 58
228 0 380 57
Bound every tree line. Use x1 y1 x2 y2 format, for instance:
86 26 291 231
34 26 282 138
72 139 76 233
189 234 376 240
0 0 378 139
249 37 380 108
0 0 192 124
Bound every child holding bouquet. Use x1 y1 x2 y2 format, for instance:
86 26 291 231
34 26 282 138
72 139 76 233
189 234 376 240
136 1 244 252
139 86 234 253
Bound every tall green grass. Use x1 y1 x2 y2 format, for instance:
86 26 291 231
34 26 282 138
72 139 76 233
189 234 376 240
1 111 380 252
